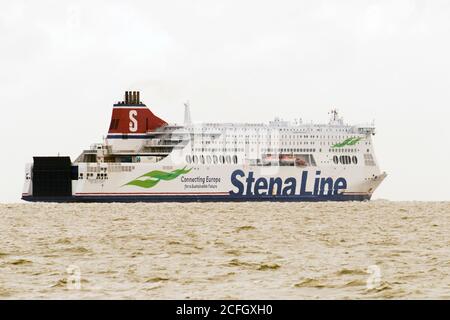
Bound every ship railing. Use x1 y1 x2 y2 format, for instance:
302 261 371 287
357 127 376 135
82 149 97 154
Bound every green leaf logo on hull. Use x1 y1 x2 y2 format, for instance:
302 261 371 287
332 137 363 148
124 166 192 189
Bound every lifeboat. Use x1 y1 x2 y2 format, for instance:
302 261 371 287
295 158 307 167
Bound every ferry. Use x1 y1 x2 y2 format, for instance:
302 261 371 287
22 91 386 202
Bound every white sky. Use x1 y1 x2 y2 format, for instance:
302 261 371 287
1 0 449 202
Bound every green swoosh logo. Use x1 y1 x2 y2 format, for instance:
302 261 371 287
347 137 362 145
332 137 362 148
124 166 192 189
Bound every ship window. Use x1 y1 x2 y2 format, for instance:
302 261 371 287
193 155 198 164
226 155 231 164
333 156 338 165
207 155 212 164
352 156 358 164
233 155 238 164
186 155 192 164
200 155 205 164
213 155 218 164
219 155 225 164
364 154 375 166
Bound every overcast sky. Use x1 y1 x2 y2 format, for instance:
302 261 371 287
1 0 449 202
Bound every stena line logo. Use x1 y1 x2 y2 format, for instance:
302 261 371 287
230 170 347 197
129 110 138 132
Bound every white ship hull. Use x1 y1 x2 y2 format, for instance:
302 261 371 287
22 163 386 202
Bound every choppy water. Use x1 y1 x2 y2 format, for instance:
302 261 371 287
0 201 449 299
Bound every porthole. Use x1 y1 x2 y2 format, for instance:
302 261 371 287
233 155 238 164
213 155 218 164
186 155 192 164
219 155 225 164
226 155 231 164
207 155 212 164
352 156 358 165
193 155 198 164
200 155 205 164
333 156 338 165
339 155 344 164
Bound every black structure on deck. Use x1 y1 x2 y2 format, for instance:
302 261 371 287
32 157 73 197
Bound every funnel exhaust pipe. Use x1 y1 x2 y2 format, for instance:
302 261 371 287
121 91 141 105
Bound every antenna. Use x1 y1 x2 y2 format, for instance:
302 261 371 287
184 100 192 125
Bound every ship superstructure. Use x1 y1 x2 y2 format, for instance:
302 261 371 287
22 91 386 202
